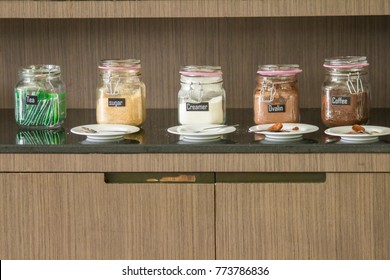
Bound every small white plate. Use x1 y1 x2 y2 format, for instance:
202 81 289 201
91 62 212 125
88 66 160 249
71 124 140 141
324 125 390 143
167 124 236 141
249 123 319 142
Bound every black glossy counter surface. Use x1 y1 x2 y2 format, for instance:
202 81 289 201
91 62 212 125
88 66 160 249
1 108 390 153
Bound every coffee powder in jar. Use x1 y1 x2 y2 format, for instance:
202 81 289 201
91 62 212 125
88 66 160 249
321 56 370 127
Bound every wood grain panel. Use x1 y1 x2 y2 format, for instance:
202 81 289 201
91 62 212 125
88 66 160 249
0 1 389 18
0 153 389 173
216 173 390 259
0 173 215 259
0 16 389 109
373 175 390 259
0 20 25 103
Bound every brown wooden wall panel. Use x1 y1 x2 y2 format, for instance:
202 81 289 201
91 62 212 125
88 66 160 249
0 16 389 109
0 173 215 259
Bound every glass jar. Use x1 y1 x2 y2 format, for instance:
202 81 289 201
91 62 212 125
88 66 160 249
253 65 302 124
96 59 146 126
15 64 66 129
178 65 226 125
321 56 370 127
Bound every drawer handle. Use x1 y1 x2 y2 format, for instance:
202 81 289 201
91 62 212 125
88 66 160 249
216 172 326 183
104 172 214 184
148 174 196 183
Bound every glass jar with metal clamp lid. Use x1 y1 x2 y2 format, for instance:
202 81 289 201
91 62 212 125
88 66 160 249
96 59 146 126
178 65 226 125
253 65 302 124
321 56 370 127
14 64 66 129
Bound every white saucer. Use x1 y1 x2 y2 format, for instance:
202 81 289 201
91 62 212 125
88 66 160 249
167 124 236 141
71 124 140 141
249 123 319 142
324 125 390 143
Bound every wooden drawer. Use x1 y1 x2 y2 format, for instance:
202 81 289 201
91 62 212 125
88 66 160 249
216 173 390 259
0 173 215 259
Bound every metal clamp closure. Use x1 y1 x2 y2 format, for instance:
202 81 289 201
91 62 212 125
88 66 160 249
106 77 121 95
189 82 204 102
347 72 364 94
260 80 275 102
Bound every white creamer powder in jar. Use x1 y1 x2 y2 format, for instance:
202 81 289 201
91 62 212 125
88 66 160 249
179 96 224 124
178 66 226 125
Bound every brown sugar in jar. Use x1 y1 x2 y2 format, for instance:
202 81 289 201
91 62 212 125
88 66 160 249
321 56 370 127
253 65 302 124
96 59 146 126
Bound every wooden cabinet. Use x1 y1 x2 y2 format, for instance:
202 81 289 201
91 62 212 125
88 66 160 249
216 173 390 259
0 158 390 260
0 173 215 259
0 1 389 261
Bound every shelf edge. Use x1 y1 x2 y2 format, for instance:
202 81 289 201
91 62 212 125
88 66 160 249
0 0 389 19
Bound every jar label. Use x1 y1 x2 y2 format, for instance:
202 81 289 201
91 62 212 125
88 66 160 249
186 102 209 112
26 95 38 105
331 96 350 105
108 98 126 107
267 104 286 113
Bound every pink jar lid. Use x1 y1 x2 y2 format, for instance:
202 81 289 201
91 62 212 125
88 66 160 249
180 65 222 77
257 64 302 76
323 56 369 68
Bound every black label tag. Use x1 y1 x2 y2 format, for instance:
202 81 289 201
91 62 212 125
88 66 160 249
26 95 38 105
267 104 286 113
331 96 351 105
108 98 126 107
186 102 209 112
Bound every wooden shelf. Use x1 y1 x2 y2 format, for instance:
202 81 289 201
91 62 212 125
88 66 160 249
1 0 389 19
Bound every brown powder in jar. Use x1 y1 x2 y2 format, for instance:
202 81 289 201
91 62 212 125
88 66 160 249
96 90 145 126
254 88 299 124
321 90 369 127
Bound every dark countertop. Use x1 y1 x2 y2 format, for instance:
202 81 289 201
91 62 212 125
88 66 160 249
0 108 390 154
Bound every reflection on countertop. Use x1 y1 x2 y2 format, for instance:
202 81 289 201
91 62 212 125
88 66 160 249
0 108 389 153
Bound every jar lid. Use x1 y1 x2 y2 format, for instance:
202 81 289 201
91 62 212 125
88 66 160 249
257 64 302 76
180 65 222 77
98 59 141 70
323 56 369 68
19 64 61 76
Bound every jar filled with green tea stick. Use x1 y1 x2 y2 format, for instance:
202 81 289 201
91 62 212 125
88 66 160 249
15 64 66 129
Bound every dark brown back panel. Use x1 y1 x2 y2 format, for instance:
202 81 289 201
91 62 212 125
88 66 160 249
0 16 389 109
